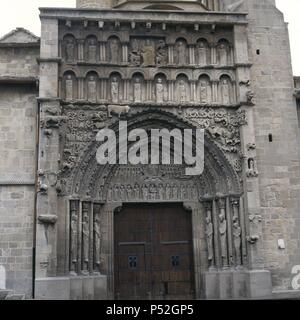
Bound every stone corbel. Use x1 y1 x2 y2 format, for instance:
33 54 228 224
38 214 58 225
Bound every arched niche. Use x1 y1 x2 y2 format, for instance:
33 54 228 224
108 72 122 103
131 72 145 103
217 39 231 66
107 36 121 64
86 71 99 103
63 71 77 101
218 74 234 105
175 73 190 104
196 38 210 65
198 74 212 104
85 35 98 63
63 34 77 63
154 73 168 103
175 38 188 65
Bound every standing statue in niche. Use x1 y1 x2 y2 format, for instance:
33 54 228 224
177 40 186 65
196 41 207 65
88 75 97 102
219 211 228 268
88 38 97 62
200 80 208 103
94 213 101 273
82 204 90 273
110 38 120 64
111 77 119 103
221 78 230 105
66 38 75 62
158 184 165 200
141 39 156 67
70 203 78 274
107 186 113 201
142 184 148 200
133 78 142 103
156 78 164 103
218 43 228 66
134 183 140 199
179 80 187 103
205 214 214 268
233 216 242 266
166 183 171 200
66 75 73 101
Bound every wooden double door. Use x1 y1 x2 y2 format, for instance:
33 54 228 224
114 204 195 300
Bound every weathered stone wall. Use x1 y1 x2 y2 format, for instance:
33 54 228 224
0 43 38 296
0 84 37 297
247 0 300 290
0 47 39 78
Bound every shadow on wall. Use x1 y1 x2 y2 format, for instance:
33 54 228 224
0 265 6 289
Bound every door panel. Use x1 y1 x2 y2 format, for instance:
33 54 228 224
114 204 194 300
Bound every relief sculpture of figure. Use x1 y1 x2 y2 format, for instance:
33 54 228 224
134 183 140 199
177 40 186 65
88 38 97 62
142 184 148 200
156 78 164 103
233 216 242 267
156 40 167 66
197 41 207 65
218 42 228 66
70 203 78 274
179 80 187 103
126 185 133 200
129 39 141 66
120 185 125 201
111 77 119 103
66 38 75 62
221 79 230 105
66 75 73 101
166 183 171 200
200 80 208 103
219 211 228 268
82 204 90 273
141 39 155 67
110 38 120 64
87 75 97 102
158 184 165 200
205 214 214 268
133 78 142 103
94 214 101 273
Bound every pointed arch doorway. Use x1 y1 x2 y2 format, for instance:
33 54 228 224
114 203 195 300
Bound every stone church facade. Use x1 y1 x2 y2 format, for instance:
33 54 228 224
0 0 300 300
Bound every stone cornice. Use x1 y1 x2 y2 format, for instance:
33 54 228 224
39 8 248 26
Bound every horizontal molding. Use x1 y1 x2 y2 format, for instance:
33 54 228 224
0 180 35 186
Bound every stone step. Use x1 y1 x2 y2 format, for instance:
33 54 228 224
5 294 26 300
0 290 13 300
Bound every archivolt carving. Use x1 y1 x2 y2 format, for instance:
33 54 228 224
59 110 242 199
